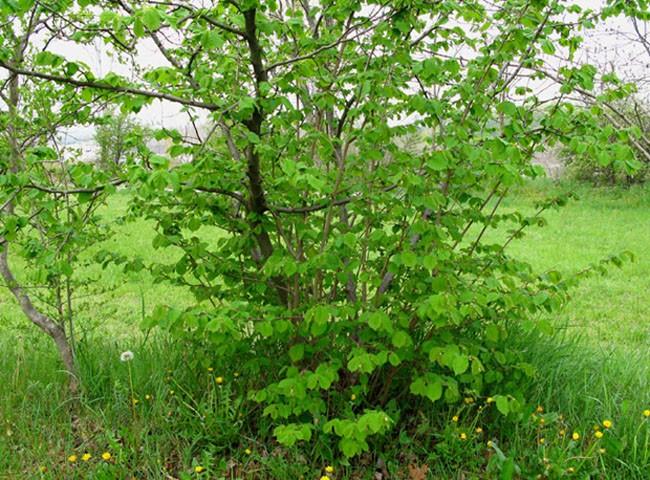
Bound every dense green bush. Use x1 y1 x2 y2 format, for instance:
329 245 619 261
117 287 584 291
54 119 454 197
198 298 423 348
0 0 645 471
96 0 637 460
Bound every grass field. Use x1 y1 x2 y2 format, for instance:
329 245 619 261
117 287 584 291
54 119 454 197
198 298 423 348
1 180 649 478
502 181 650 354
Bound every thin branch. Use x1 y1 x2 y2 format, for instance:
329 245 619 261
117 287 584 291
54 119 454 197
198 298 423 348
23 179 126 195
0 61 220 111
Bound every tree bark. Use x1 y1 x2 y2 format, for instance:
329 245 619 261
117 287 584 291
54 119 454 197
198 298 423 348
242 8 289 306
0 246 79 395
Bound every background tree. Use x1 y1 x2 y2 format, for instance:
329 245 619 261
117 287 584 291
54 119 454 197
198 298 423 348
95 111 151 172
551 1 650 183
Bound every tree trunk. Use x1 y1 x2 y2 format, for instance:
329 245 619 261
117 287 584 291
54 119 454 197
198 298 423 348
0 246 79 395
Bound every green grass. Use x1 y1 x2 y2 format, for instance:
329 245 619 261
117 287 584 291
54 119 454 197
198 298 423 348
1 181 650 478
501 180 650 354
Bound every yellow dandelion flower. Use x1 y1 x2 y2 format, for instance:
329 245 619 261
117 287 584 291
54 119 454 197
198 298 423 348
325 465 334 473
351 394 356 401
644 409 650 418
599 448 606 454
539 418 545 425
452 415 459 422
460 432 467 440
475 427 483 433
101 452 111 461
595 431 604 439
572 432 580 441
567 467 575 473
234 372 240 377
538 438 545 444
215 376 224 385
194 466 205 473
145 394 152 400
487 440 494 448
486 396 494 403
320 477 330 480
207 367 214 372
536 405 544 413
39 466 47 473
82 453 92 462
603 420 613 429
245 448 252 455
68 455 77 463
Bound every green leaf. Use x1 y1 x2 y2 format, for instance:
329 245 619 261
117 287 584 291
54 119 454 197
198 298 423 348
497 101 517 117
495 395 510 416
339 437 366 458
288 344 304 362
141 7 162 30
485 324 499 343
388 352 401 366
391 330 412 348
256 321 273 338
366 311 392 332
410 375 443 402
273 424 312 447
200 30 224 50
399 251 417 268
133 18 145 37
540 39 555 55
452 354 469 375
428 151 449 171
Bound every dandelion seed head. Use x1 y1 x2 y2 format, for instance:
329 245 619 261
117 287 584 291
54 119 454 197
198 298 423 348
120 351 134 362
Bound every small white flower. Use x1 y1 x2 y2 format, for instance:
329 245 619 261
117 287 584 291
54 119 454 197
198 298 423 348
120 351 134 362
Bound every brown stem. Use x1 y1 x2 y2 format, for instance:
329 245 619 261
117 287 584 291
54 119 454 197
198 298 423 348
242 8 287 305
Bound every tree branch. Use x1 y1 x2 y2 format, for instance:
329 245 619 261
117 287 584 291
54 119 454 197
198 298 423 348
0 60 219 111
